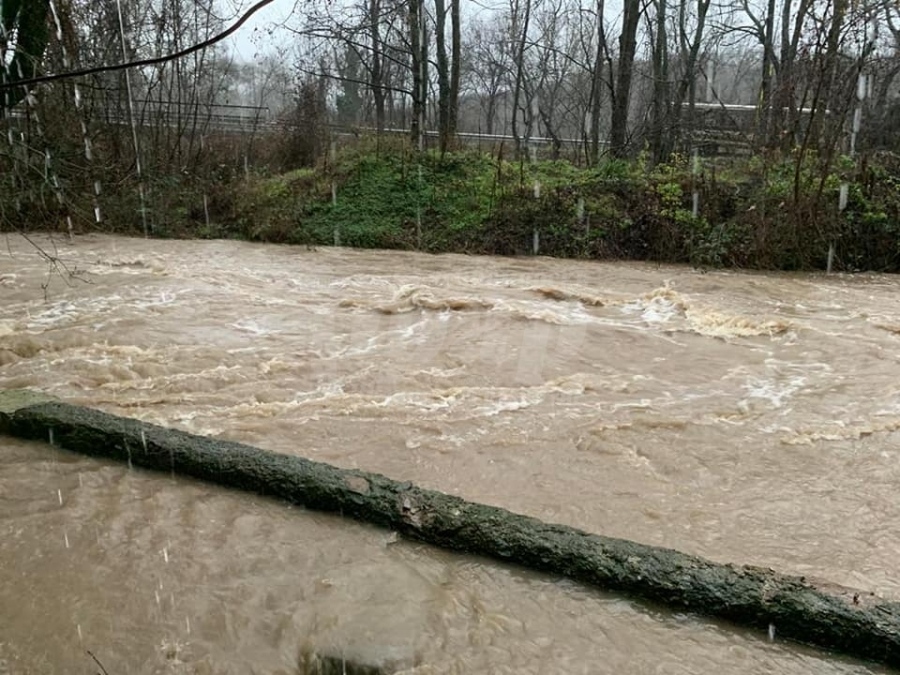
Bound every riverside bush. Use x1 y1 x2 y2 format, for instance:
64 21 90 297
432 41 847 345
6 144 900 272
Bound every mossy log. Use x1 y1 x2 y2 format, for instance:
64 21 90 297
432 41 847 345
2 392 900 669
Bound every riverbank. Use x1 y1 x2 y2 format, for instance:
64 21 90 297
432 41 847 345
8 145 900 272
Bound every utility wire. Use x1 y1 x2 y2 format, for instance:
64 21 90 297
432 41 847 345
0 0 277 91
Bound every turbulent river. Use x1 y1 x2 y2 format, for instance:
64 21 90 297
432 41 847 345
1 233 898 674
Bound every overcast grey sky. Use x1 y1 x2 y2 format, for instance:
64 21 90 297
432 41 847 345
219 0 633 62
222 0 298 62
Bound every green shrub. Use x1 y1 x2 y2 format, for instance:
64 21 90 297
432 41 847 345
9 137 900 273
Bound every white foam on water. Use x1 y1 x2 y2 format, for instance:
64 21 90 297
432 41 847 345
741 375 807 409
25 301 80 330
133 290 180 309
23 294 146 332
329 274 398 290
473 398 536 416
416 365 467 378
640 297 683 324
505 299 600 326
610 399 654 412
87 256 166 276
378 391 454 413
231 319 279 336
323 318 430 360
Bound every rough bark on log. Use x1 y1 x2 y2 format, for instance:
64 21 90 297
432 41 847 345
2 391 899 669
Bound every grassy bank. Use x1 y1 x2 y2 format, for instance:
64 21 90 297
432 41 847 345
13 144 900 272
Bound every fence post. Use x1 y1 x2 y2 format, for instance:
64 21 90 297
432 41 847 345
831 31 869 273
692 148 701 219
329 140 340 246
531 140 540 254
417 164 423 250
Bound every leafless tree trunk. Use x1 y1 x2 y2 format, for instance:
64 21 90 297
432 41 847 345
408 0 425 147
609 0 642 157
772 0 814 148
668 0 712 150
369 0 386 131
817 0 850 142
588 0 609 164
757 0 777 146
435 0 452 152
650 0 670 163
449 0 461 142
510 0 534 157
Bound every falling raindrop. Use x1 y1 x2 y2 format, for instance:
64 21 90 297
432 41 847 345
155 590 161 607
57 488 63 505
77 624 83 642
768 623 776 642
124 438 133 470
19 99 69 216
185 616 191 635
78 473 83 488
64 530 70 548
115 0 148 237
162 547 169 563
45 0 101 224
48 1 67 56
48 428 54 446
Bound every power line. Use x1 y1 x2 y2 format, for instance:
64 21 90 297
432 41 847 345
0 0 278 92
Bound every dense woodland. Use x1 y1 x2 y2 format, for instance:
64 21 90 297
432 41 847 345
3 0 900 270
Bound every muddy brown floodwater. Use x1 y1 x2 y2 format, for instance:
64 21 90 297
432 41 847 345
1 233 898 674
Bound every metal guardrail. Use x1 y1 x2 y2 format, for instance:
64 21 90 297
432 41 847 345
5 101 273 132
102 110 273 131
5 102 755 155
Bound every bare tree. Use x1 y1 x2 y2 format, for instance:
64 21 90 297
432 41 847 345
465 16 511 135
609 0 643 156
649 0 671 161
667 0 713 151
435 0 452 150
409 0 425 146
449 0 461 141
510 0 536 156
588 0 613 163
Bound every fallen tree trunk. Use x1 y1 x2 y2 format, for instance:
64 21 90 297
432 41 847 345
2 390 899 669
